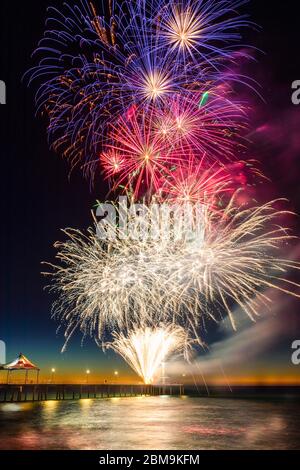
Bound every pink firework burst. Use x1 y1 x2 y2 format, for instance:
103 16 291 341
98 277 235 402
100 150 126 179
104 109 182 199
154 89 246 161
157 155 233 207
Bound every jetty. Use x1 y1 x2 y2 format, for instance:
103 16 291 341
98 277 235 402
0 383 185 403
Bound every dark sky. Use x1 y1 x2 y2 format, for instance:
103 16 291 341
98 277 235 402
0 0 300 384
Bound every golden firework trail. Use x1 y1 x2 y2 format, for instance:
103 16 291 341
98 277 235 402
108 324 192 384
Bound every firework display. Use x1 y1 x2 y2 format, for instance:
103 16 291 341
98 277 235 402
27 0 249 180
30 0 300 383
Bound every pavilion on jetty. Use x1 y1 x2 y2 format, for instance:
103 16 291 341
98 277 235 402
0 353 40 385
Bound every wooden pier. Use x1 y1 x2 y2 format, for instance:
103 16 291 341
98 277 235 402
0 383 184 403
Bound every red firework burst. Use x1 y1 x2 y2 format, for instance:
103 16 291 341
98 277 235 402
157 155 233 207
103 109 183 199
100 150 126 178
153 90 246 161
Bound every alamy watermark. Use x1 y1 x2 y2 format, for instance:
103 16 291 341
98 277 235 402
291 340 300 365
0 340 6 364
96 197 206 242
0 80 6 105
291 80 300 105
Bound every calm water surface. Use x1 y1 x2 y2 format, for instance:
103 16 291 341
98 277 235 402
0 396 299 450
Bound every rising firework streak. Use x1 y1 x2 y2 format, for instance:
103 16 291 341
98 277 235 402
108 324 192 384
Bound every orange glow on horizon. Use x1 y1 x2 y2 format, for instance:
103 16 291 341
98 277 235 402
1 370 300 386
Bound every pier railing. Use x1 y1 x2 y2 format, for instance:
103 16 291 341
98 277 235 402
0 383 184 402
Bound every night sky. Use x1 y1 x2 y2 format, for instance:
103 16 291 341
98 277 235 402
0 0 300 385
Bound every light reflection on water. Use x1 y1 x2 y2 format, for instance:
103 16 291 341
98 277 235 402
0 396 299 450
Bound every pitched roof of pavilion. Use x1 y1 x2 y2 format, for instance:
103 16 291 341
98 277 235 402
0 353 40 371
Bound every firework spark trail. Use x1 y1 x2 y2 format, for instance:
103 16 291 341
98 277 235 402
173 198 300 332
45 197 300 352
151 0 253 66
46 215 179 350
153 92 246 160
101 108 181 199
156 154 233 206
108 324 191 384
